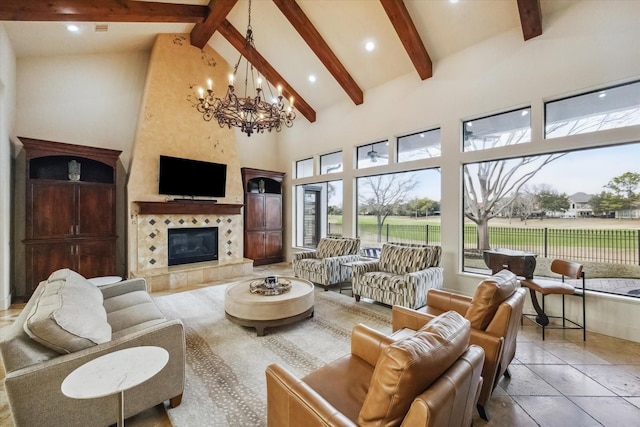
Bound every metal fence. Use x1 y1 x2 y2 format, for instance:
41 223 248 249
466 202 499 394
328 223 640 265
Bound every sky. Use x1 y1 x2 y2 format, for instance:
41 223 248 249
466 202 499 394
526 142 640 196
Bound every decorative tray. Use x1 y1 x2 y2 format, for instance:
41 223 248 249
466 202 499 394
249 278 292 296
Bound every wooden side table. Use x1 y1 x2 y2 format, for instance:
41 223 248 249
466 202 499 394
61 346 169 426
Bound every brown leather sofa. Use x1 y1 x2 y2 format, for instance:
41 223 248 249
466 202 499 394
266 311 484 427
392 269 526 421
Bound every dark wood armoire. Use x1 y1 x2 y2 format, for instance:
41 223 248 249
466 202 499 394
241 167 284 266
21 137 121 299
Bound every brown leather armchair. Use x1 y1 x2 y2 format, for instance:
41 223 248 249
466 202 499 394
266 311 484 427
392 269 526 421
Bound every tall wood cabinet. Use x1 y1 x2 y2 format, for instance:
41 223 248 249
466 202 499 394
21 137 121 299
241 168 284 266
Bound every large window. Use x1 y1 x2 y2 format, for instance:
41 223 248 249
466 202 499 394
357 141 389 168
398 128 441 162
462 142 640 298
356 169 441 249
545 80 640 139
463 108 531 151
320 151 342 174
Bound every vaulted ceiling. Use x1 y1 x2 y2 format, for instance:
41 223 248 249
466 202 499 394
1 0 580 122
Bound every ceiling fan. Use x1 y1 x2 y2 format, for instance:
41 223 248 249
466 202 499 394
367 144 388 163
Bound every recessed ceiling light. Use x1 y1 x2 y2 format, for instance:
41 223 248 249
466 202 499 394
308 74 317 83
420 134 425 138
598 91 607 98
364 41 375 52
449 0 460 3
521 110 529 116
66 24 80 33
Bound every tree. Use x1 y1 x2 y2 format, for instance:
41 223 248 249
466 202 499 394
464 154 565 250
511 189 538 224
604 172 640 217
536 186 570 215
403 197 439 217
358 174 418 241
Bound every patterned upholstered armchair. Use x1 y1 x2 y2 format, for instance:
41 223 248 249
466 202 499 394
352 243 443 309
293 237 361 291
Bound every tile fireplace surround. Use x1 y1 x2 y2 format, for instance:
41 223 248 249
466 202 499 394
130 202 252 292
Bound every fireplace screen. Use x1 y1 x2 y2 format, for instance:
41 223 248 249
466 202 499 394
167 227 218 266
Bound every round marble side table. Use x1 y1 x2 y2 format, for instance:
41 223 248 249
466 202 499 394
87 276 123 286
61 346 169 427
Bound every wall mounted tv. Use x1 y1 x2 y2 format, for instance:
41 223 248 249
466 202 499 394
159 155 227 198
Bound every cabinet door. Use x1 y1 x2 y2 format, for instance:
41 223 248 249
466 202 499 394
28 181 75 239
77 184 115 236
264 194 282 230
245 231 266 261
264 231 283 260
25 242 75 296
76 240 116 278
245 193 265 230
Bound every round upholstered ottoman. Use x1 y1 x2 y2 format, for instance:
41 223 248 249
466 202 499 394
224 276 314 336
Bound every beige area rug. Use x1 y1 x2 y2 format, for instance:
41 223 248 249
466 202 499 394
153 284 392 426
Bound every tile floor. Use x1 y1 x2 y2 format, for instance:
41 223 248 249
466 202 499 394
1 263 640 426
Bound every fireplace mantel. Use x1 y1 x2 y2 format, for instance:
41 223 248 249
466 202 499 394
134 201 243 215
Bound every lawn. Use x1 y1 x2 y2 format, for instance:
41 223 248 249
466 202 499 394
326 215 640 278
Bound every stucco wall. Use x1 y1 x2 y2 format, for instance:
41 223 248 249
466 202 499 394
127 34 245 275
0 23 16 309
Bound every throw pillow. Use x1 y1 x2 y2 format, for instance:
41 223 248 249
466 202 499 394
465 269 518 330
24 269 112 354
358 311 470 427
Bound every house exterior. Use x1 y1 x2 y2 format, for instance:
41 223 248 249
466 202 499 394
566 192 594 218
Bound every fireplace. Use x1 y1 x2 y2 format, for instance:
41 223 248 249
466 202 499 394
168 227 218 266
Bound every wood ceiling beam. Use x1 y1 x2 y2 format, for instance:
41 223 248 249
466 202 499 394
517 0 543 40
273 0 363 105
0 0 208 23
218 19 316 123
379 0 432 80
190 0 238 49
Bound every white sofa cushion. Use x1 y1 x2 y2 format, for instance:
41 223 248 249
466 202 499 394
23 269 112 354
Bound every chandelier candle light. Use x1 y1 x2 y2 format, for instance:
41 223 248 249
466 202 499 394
196 0 295 137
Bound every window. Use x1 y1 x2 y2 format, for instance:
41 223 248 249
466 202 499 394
463 108 531 151
462 142 640 298
356 169 441 249
296 158 313 178
320 151 343 174
398 128 441 162
545 80 640 139
357 141 389 168
295 180 343 247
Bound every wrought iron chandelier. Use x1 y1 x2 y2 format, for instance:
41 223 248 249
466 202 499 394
196 0 295 137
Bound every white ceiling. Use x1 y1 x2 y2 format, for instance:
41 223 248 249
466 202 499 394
2 0 580 114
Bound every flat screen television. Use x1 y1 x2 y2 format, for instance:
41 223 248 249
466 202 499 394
159 155 227 198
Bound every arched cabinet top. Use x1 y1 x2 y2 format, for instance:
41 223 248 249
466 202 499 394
20 137 121 185
241 167 285 195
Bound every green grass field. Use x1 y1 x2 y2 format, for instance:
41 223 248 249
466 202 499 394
329 216 640 278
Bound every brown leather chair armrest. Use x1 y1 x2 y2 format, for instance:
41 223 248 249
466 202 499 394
469 330 505 406
392 305 437 332
266 364 355 427
351 324 395 367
